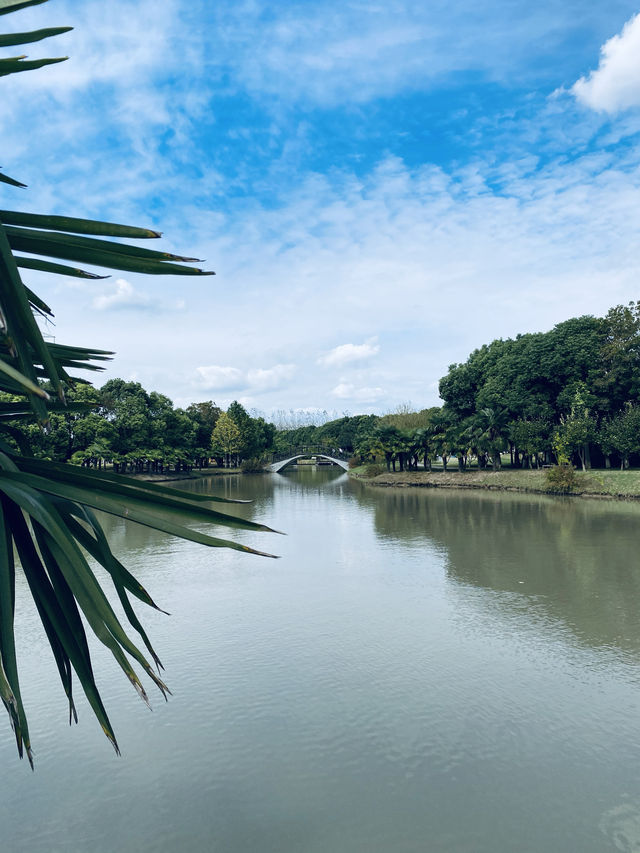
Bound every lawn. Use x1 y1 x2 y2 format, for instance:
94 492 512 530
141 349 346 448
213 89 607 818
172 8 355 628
350 465 640 500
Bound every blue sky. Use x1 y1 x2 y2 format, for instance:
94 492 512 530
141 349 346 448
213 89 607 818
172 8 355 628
3 0 640 416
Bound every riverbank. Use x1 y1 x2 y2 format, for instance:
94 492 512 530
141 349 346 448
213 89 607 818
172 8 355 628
349 466 640 501
133 467 241 482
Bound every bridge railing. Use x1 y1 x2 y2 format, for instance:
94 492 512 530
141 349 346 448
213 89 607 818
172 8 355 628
270 445 352 464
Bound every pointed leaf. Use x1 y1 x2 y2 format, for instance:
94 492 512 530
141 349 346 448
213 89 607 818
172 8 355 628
0 26 72 47
0 210 160 238
0 1 49 15
0 56 67 77
0 171 26 188
16 255 110 279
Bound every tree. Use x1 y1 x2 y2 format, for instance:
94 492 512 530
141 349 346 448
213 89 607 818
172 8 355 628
600 405 640 469
0 2 275 765
508 418 551 468
552 385 597 470
186 401 222 448
474 407 509 470
211 412 242 467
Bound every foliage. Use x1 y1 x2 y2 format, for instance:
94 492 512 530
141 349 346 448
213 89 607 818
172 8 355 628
363 463 385 478
211 411 242 461
240 457 267 473
0 1 276 766
552 385 597 470
436 304 640 470
599 404 640 469
545 464 578 493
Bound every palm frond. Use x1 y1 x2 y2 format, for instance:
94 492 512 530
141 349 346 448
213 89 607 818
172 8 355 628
0 0 273 765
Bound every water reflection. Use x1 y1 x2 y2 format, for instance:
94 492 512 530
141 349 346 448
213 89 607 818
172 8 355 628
355 484 640 659
4 468 640 853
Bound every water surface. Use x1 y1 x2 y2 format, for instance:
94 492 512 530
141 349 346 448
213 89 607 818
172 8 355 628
2 467 640 852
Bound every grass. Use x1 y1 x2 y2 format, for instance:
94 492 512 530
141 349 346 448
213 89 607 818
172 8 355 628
350 464 640 500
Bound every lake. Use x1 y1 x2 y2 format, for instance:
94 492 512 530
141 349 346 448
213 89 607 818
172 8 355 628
2 466 640 852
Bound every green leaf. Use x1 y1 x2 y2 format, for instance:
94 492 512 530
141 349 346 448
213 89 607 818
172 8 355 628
47 342 113 361
5 225 201 263
0 1 49 16
24 284 53 317
0 467 279 552
0 222 63 412
0 56 67 77
0 170 26 188
57 504 165 666
0 499 32 765
0 401 95 419
59 502 164 612
0 26 72 47
17 456 255 507
5 499 117 750
0 210 161 239
0 478 167 702
16 255 110 280
0 357 50 398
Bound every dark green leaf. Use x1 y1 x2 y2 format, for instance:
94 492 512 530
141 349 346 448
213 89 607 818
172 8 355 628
0 210 161 239
16 255 110 280
0 26 72 47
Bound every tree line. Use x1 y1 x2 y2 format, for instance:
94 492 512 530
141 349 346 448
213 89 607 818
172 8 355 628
276 302 640 472
6 302 640 475
2 379 277 473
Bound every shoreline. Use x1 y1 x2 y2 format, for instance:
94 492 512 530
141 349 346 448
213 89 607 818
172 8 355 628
132 467 242 482
348 467 640 502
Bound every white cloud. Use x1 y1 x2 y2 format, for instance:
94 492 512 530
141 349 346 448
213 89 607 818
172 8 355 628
317 339 380 367
206 1 615 107
61 147 640 412
331 383 385 403
195 365 244 391
92 279 155 311
572 13 640 113
247 364 296 390
195 363 296 394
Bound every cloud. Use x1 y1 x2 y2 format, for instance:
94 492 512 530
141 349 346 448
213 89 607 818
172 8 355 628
195 363 296 393
317 339 380 367
247 364 296 390
195 365 244 391
205 1 618 107
331 383 385 403
92 279 156 311
572 13 640 113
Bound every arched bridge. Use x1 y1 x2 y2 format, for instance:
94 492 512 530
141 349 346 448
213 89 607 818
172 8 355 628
268 445 351 473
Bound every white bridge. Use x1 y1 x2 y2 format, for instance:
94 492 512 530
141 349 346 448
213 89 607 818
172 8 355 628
268 447 350 473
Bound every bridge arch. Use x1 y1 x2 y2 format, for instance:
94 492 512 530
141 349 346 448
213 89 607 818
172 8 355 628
268 446 351 473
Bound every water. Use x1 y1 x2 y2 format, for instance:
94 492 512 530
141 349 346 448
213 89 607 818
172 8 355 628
2 467 640 852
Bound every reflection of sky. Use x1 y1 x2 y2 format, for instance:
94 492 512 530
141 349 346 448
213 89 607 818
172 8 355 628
4 2 640 413
363 485 640 660
5 474 640 851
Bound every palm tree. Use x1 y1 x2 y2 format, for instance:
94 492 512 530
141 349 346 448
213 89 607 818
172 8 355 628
475 407 509 470
0 1 276 766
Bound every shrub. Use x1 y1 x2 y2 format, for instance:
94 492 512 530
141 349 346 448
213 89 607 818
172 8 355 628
241 458 267 473
545 464 577 493
348 456 361 469
363 463 385 478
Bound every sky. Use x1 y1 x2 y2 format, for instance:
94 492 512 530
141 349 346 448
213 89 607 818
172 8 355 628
2 0 640 417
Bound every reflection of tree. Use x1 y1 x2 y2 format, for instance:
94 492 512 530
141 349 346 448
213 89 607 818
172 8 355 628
356 485 640 657
91 476 265 578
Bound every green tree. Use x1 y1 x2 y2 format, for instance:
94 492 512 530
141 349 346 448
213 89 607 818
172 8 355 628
475 407 509 470
211 412 242 467
186 401 222 455
552 386 597 470
0 2 275 765
508 419 551 468
595 302 640 413
600 405 640 469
